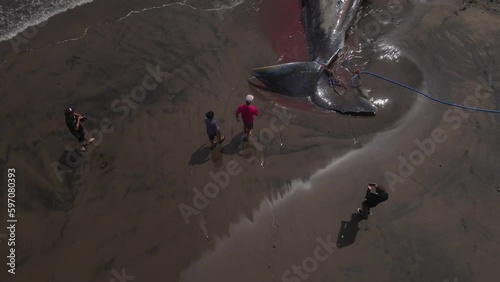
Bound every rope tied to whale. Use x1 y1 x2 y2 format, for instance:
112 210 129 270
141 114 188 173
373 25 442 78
351 70 500 114
320 63 349 94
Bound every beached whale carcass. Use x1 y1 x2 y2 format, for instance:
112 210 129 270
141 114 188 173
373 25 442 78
251 0 377 114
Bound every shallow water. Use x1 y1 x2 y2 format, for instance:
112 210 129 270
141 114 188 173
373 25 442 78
0 0 94 42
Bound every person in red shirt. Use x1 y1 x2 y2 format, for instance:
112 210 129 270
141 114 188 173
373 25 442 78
235 94 259 140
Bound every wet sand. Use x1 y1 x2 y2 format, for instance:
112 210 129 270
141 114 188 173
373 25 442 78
0 0 499 281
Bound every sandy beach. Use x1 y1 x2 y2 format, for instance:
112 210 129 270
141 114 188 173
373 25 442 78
0 0 499 281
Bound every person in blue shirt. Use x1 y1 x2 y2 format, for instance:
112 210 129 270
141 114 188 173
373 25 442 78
205 111 225 149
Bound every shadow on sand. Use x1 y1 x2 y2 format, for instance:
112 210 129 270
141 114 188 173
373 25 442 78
221 132 245 155
336 213 365 248
189 145 211 165
190 133 246 167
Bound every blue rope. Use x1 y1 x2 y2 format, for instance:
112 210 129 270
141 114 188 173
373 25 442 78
351 70 500 113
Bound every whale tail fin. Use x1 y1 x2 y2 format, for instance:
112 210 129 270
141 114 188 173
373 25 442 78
251 62 323 97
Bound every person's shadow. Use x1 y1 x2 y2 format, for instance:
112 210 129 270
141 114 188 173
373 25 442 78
336 213 365 248
222 132 244 155
189 145 211 165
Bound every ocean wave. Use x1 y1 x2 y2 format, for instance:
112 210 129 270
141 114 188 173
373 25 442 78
0 0 94 43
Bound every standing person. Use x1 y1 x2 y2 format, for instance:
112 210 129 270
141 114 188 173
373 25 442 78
65 107 94 152
357 183 389 219
235 94 259 140
205 111 225 149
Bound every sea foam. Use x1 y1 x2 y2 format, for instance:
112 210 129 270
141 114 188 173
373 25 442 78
0 0 93 42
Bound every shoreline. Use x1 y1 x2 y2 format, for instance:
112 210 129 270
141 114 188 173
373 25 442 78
0 0 95 44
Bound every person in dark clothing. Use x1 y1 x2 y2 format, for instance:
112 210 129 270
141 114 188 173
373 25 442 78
205 111 225 149
357 183 389 219
65 107 94 152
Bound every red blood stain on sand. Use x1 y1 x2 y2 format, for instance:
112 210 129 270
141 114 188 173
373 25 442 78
258 0 308 62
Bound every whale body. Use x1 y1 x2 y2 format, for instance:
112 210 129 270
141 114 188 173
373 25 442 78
251 0 377 115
